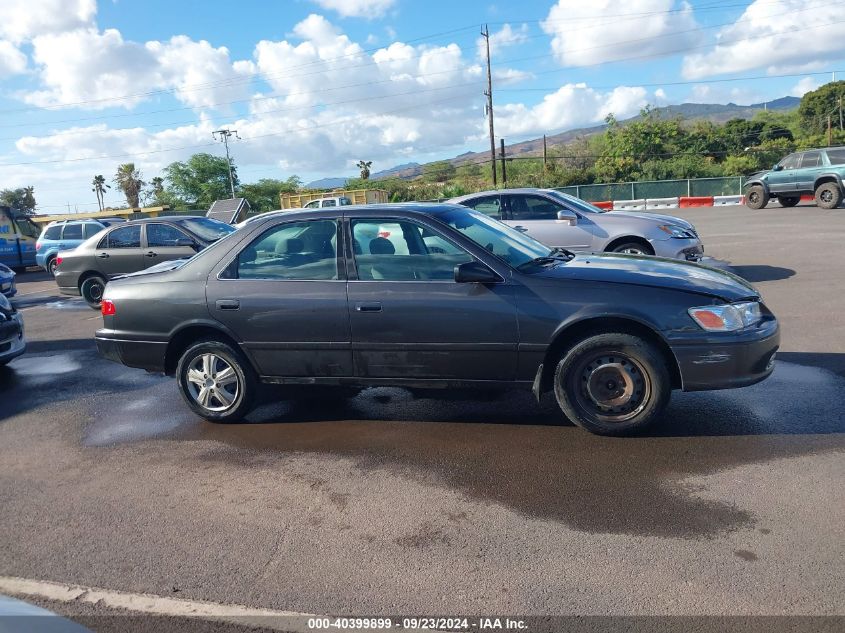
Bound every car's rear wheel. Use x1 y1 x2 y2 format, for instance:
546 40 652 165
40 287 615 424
553 333 671 436
46 256 58 277
778 195 800 208
80 275 106 309
610 241 653 256
815 182 842 209
176 340 255 422
746 185 769 209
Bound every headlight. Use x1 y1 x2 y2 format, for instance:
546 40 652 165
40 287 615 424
658 224 696 239
688 301 762 332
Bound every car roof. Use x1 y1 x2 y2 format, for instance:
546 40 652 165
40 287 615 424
123 215 206 224
447 188 559 202
240 203 468 226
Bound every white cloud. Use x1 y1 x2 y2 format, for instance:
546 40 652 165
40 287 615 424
790 76 822 97
1 0 96 43
0 40 27 77
686 84 766 106
682 0 845 79
476 23 529 59
495 84 649 137
310 0 396 19
542 0 697 67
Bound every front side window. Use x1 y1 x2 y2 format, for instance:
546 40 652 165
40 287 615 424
462 195 501 217
800 151 821 168
101 225 141 249
304 200 320 209
505 194 560 220
322 199 337 207
233 219 338 280
147 223 189 247
779 154 800 170
14 218 39 238
62 223 83 240
351 219 472 281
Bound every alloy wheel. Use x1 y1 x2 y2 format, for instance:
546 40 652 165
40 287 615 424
185 353 240 412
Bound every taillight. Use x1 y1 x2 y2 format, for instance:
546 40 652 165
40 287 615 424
36 242 42 251
101 300 116 316
55 256 63 267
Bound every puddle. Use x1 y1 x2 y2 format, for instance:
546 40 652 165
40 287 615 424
10 353 81 377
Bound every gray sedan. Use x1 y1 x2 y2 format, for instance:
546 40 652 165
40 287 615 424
448 188 703 261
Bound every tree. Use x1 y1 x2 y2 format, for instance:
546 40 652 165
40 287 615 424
240 177 302 213
163 153 236 209
357 160 372 180
91 175 110 212
798 80 845 135
421 160 456 183
113 163 145 208
0 187 36 214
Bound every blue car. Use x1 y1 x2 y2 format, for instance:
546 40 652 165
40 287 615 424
35 219 120 276
0 263 15 298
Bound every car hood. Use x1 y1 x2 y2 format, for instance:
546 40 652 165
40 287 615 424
603 210 695 230
535 253 758 302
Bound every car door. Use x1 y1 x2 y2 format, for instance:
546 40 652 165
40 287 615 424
94 224 144 277
206 217 353 378
346 215 519 381
502 193 593 249
143 222 198 268
769 153 801 193
796 150 823 192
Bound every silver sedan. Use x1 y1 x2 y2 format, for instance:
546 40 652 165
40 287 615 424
448 188 703 261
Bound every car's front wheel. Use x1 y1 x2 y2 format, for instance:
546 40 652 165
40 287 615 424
80 275 106 309
746 185 769 209
815 182 842 209
176 340 255 422
610 241 653 256
778 195 800 208
553 333 671 436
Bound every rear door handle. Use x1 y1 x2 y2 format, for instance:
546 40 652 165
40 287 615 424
355 302 382 313
97 252 109 258
145 251 157 258
513 225 528 233
215 299 240 310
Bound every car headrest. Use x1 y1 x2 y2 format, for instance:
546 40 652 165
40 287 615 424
277 237 304 254
241 246 258 263
369 237 395 255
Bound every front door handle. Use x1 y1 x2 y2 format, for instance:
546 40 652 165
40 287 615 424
96 252 109 258
216 299 240 310
355 302 382 313
145 251 157 258
513 225 528 233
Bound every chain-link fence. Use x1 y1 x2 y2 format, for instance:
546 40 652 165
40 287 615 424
555 177 745 201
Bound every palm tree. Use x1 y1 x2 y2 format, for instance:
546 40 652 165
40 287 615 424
113 164 145 208
92 175 109 211
357 160 372 180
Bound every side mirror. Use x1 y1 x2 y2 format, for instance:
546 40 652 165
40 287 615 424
454 261 501 284
556 209 577 225
772 164 783 172
175 238 199 250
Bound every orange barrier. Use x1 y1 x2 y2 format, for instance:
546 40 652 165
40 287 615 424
592 200 613 210
679 196 715 208
800 194 814 202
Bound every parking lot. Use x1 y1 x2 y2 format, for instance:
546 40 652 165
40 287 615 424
0 204 843 622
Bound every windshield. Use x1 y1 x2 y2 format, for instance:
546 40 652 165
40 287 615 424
178 217 236 242
546 190 609 214
437 208 551 268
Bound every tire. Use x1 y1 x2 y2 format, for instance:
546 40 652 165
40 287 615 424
553 333 671 436
814 182 842 209
745 185 769 209
80 275 106 309
778 195 800 208
176 340 255 422
46 256 58 277
609 241 653 256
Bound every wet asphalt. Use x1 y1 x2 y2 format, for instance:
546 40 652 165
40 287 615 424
0 204 843 619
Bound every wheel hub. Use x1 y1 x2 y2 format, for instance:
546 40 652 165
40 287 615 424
575 353 651 423
586 362 635 408
185 353 239 412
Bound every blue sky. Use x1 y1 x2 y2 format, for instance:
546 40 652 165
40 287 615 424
0 0 842 213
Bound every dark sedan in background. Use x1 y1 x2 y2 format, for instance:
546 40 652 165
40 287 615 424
95 204 779 436
54 216 235 308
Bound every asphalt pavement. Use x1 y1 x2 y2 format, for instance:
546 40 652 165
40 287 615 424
0 204 842 627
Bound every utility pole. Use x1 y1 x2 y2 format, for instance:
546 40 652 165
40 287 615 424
839 95 843 131
543 134 548 172
500 138 507 185
481 25 497 187
828 115 833 146
212 128 240 198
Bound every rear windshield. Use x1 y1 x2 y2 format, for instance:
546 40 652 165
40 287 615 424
178 217 236 242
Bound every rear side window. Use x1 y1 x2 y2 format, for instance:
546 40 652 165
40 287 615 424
83 223 103 239
800 151 821 168
62 223 83 240
43 226 62 240
827 149 845 165
230 220 338 280
100 225 141 249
